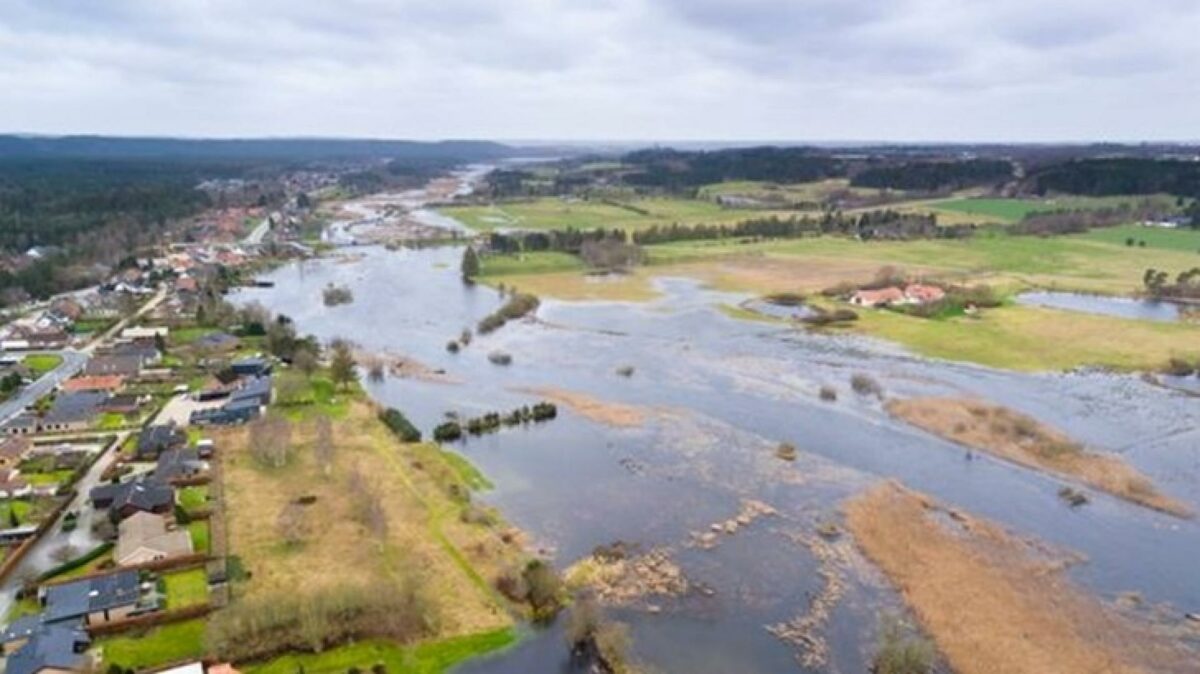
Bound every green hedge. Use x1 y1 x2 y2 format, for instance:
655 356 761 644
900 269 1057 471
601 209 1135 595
39 541 114 582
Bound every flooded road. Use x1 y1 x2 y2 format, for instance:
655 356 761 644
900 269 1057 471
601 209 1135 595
233 242 1200 672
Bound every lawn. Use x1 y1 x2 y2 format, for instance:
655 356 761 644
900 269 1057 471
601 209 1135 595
188 520 210 554
171 326 219 346
0 499 32 526
97 412 131 430
1079 223 1200 253
22 354 62 377
99 618 207 670
245 629 517 674
275 372 353 420
163 567 209 608
178 485 210 513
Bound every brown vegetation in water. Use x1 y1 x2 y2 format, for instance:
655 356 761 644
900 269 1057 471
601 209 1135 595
845 481 1196 674
517 387 649 428
886 397 1191 518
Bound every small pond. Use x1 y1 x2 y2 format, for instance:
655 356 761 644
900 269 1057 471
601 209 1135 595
1016 290 1193 323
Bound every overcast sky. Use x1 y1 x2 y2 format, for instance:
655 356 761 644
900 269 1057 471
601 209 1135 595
2 0 1198 142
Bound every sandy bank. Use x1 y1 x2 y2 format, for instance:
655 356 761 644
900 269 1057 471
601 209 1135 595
886 397 1190 518
845 481 1195 674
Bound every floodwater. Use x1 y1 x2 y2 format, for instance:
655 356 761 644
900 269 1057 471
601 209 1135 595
1017 290 1193 323
233 243 1200 673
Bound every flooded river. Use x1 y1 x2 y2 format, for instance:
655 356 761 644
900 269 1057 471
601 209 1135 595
1017 290 1194 323
232 241 1200 672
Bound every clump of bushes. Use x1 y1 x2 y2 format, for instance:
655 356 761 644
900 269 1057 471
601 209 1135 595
1162 357 1197 377
434 403 558 441
615 365 635 378
446 340 460 353
819 386 838 402
433 421 463 442
322 284 354 306
802 308 858 326
566 594 636 674
775 442 798 461
765 292 806 307
850 373 884 398
1058 486 1089 508
872 616 935 674
378 408 421 443
488 350 513 366
478 293 540 334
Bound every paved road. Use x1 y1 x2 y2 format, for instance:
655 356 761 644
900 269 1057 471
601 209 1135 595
0 432 127 619
243 216 271 245
0 286 168 427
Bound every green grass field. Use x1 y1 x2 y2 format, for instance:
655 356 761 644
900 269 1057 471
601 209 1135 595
178 485 210 513
928 195 1177 224
163 567 209 608
479 251 584 277
1079 223 1200 253
245 628 518 674
99 619 206 670
22 354 62 377
187 520 210 554
0 500 32 526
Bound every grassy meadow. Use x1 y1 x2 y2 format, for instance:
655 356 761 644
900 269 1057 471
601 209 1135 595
440 196 774 233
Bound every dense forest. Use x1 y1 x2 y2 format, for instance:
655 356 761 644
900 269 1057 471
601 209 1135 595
620 147 845 189
1025 159 1200 197
850 159 1013 191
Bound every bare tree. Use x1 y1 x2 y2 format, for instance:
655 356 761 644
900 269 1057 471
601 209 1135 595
313 415 334 477
249 415 293 468
347 466 387 543
293 348 318 377
276 501 309 547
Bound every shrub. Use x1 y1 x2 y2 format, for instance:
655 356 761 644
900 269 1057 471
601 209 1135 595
1058 487 1089 507
873 617 935 674
378 408 421 443
850 373 883 398
802 308 858 326
615 365 635 377
775 442 798 461
818 386 837 402
322 284 354 306
488 351 513 366
523 560 565 623
433 422 463 442
764 292 806 306
446 340 460 353
478 293 540 335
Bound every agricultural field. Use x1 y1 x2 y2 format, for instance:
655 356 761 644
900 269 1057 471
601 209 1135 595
698 178 901 204
439 196 772 232
1079 223 1200 252
913 194 1178 225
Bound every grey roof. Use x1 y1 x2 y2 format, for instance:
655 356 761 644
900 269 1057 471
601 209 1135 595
5 621 89 674
196 332 237 348
155 448 204 482
84 354 143 377
43 391 107 425
42 571 140 623
230 376 271 403
137 424 184 457
89 478 173 514
0 615 41 644
106 341 160 364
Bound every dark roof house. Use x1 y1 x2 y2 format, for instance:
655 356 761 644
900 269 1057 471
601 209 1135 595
40 571 145 624
230 376 272 407
136 424 185 460
89 480 174 521
155 448 205 483
231 357 271 378
39 391 107 432
83 355 142 378
3 621 89 674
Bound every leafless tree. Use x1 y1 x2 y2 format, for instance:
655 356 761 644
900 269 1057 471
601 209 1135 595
313 415 334 477
347 466 388 543
249 415 293 468
276 501 309 547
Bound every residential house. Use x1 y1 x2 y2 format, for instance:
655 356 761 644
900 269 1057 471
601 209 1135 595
155 448 206 483
0 437 32 470
1 620 90 674
115 512 193 567
136 424 185 461
48 298 84 323
89 480 174 522
1 414 38 436
194 332 238 352
39 571 149 626
103 341 161 367
38 392 107 433
60 375 125 394
98 394 141 416
230 376 272 407
190 398 261 426
120 326 168 341
849 287 906 308
230 357 271 378
83 355 142 379
904 284 946 304
0 469 31 499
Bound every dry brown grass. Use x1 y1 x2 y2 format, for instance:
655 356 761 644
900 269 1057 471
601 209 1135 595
516 387 649 428
217 400 517 637
655 254 935 296
845 481 1196 674
886 397 1191 518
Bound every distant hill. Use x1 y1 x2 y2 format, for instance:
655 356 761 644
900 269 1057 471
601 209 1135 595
0 135 516 162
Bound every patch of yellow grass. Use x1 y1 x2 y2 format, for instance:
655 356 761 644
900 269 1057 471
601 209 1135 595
218 401 517 637
485 270 659 302
886 397 1190 517
845 482 1193 674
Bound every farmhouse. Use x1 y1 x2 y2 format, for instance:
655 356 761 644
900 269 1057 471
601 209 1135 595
849 287 906 307
115 512 193 567
904 284 946 303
